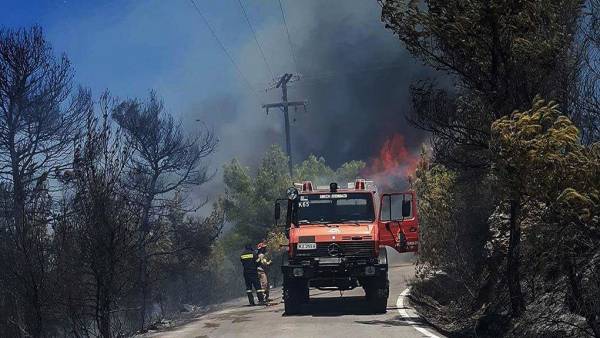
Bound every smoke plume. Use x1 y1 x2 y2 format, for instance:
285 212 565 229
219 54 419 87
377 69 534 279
186 0 434 202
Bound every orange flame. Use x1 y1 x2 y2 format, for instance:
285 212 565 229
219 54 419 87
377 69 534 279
362 133 418 189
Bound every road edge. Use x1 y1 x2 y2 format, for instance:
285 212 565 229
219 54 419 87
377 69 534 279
397 288 443 338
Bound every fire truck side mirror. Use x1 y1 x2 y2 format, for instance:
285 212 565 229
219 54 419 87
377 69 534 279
402 200 411 218
274 202 281 221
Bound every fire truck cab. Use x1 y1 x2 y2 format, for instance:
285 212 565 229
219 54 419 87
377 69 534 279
274 179 419 315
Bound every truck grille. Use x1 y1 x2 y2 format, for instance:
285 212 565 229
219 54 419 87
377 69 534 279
296 241 375 258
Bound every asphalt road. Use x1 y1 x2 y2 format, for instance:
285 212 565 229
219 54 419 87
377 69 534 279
146 250 444 338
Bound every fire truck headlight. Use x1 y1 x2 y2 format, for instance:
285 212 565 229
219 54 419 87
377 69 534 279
292 268 304 277
287 187 299 201
365 266 376 276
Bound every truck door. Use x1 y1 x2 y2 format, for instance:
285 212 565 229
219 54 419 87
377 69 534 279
378 191 419 253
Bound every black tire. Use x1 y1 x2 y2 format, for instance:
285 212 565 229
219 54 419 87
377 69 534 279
364 276 389 314
283 277 308 315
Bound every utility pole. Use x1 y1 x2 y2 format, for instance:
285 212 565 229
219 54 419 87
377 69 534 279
263 73 306 177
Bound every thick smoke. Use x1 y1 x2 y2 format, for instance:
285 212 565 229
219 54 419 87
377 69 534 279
186 0 433 205
281 1 430 168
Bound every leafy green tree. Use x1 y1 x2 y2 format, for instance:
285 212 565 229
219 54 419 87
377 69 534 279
293 155 366 186
413 146 497 329
414 156 458 274
223 145 290 244
218 146 290 296
335 160 367 183
293 155 335 185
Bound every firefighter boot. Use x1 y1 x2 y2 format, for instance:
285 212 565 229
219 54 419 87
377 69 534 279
257 290 266 305
246 291 256 306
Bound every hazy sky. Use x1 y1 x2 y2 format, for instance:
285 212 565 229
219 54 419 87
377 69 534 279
1 0 432 204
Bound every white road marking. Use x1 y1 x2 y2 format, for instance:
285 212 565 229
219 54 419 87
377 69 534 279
397 288 443 338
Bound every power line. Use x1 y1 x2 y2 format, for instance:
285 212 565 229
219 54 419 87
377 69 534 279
188 0 255 91
278 0 299 74
237 0 275 81
296 64 408 84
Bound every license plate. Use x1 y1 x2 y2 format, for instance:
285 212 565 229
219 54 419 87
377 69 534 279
319 257 341 264
297 243 316 250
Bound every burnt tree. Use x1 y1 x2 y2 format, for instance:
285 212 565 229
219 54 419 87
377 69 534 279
0 26 87 337
68 102 138 338
111 92 217 330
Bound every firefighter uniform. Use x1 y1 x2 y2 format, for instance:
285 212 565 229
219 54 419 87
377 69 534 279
256 250 272 301
240 248 265 305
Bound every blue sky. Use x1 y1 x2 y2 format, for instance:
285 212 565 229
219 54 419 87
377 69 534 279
0 0 282 110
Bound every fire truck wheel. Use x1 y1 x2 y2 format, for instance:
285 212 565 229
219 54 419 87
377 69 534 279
283 277 308 315
364 276 389 314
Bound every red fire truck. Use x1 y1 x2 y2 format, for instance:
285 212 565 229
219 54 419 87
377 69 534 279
274 179 419 314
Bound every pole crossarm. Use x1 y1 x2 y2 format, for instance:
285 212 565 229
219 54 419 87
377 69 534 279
262 101 307 114
276 73 294 88
265 73 301 91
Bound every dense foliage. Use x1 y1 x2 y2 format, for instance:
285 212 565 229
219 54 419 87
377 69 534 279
382 0 600 336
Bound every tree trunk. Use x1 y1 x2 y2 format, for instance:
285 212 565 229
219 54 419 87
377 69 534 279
138 202 150 332
12 159 43 338
506 198 524 317
97 284 112 338
138 178 157 331
139 247 149 331
29 279 43 338
474 254 501 311
564 258 600 337
98 301 111 338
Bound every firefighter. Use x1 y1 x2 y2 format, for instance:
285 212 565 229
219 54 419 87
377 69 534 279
256 242 272 302
240 244 265 305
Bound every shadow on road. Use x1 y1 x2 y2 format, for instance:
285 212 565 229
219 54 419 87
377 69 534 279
354 315 426 327
285 292 431 331
289 295 399 317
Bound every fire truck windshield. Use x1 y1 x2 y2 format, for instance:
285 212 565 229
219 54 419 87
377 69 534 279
296 192 375 224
